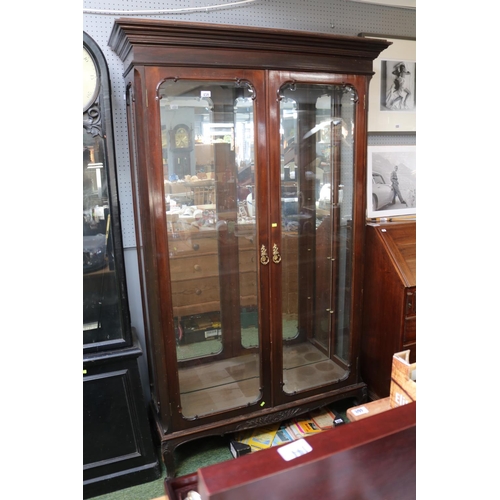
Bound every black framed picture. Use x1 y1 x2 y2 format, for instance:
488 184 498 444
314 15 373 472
360 34 416 133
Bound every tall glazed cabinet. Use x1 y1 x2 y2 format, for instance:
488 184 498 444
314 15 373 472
109 19 389 478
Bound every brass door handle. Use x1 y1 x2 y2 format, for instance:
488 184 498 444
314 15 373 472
260 245 269 265
272 244 281 264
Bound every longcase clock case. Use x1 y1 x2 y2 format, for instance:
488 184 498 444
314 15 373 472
83 31 160 497
109 18 389 478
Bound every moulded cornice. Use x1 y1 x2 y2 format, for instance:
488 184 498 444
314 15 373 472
108 18 391 72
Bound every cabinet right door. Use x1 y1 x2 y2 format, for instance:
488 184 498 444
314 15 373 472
267 72 364 402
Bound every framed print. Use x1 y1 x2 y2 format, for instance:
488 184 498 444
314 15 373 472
367 145 416 218
359 34 416 133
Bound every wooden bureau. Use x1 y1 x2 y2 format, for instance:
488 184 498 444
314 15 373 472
169 229 221 320
360 220 416 400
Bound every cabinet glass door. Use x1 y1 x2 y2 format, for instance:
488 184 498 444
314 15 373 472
158 78 261 418
277 81 357 394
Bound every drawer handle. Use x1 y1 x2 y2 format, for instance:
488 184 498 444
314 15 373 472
192 243 200 251
195 289 202 295
272 243 281 264
194 264 201 271
260 245 269 265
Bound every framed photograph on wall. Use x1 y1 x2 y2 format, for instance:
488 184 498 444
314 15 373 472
359 34 416 133
367 145 416 218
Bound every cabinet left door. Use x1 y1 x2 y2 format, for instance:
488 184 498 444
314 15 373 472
83 32 160 498
126 66 271 429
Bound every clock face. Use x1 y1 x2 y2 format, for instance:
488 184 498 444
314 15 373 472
175 127 190 148
83 46 99 111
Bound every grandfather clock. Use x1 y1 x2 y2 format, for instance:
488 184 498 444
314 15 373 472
170 123 193 178
83 31 160 498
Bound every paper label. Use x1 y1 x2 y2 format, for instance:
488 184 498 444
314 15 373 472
277 438 312 461
351 406 369 416
204 329 220 338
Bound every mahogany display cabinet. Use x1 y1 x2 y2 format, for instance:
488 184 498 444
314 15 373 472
109 18 390 478
360 220 416 399
83 31 160 498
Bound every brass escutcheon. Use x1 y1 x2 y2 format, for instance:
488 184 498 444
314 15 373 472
272 243 281 264
260 245 270 265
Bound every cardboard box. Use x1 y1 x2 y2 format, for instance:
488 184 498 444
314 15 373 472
389 350 416 408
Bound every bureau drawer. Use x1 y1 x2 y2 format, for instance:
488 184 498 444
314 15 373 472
403 316 416 344
171 276 221 308
240 271 258 297
170 254 219 281
405 288 416 316
240 271 258 308
168 235 218 257
238 248 258 273
236 234 256 250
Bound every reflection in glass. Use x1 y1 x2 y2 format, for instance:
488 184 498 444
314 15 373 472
83 130 123 345
279 84 356 394
158 79 260 418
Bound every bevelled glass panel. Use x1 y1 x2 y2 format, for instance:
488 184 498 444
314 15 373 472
158 79 260 418
83 130 123 345
279 83 356 394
